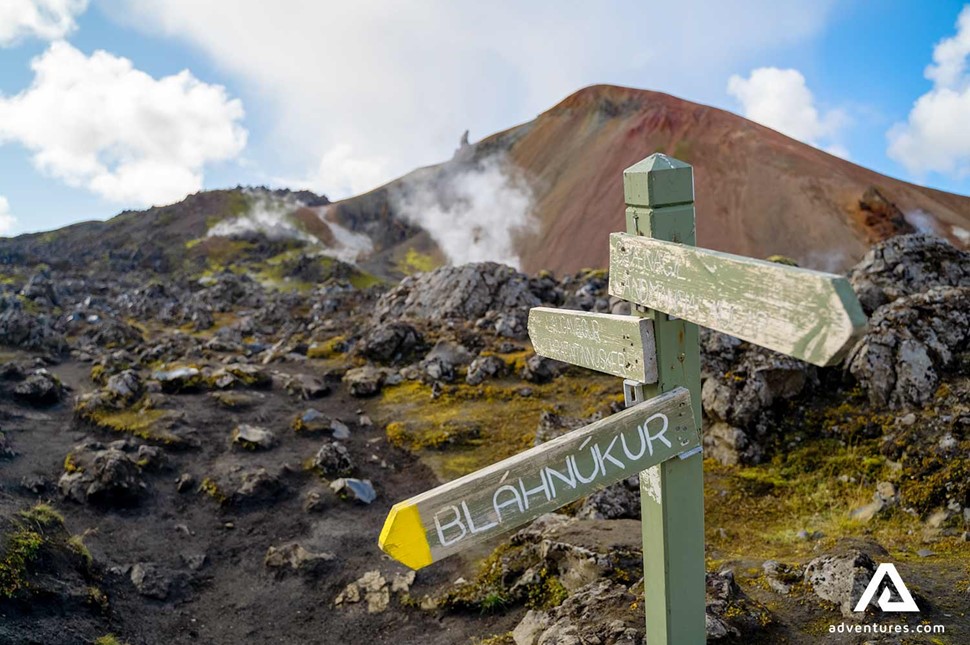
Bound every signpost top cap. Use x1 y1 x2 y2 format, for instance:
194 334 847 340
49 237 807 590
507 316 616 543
623 154 693 208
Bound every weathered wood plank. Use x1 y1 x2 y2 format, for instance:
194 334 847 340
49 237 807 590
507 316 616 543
608 233 868 366
378 387 697 570
527 307 658 383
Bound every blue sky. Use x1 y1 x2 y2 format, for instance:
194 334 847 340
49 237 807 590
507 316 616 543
0 0 969 237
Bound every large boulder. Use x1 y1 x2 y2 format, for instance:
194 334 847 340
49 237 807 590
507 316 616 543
373 262 541 323
848 234 970 315
847 287 970 408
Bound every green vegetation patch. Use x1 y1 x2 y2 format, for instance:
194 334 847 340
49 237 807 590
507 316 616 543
75 396 182 446
377 373 623 481
0 503 92 600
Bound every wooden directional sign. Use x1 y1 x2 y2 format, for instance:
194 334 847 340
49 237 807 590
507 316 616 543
378 387 697 570
608 234 868 367
528 307 658 383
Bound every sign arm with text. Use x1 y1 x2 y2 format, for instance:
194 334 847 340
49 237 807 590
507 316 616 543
378 387 697 570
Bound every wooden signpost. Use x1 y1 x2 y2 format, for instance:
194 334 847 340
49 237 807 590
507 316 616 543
608 235 867 366
527 307 657 383
378 153 867 645
378 387 697 570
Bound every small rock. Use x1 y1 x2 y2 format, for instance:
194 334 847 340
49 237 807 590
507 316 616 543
264 543 334 573
130 563 172 600
152 367 202 393
330 418 350 440
343 366 386 397
312 441 355 478
295 408 330 433
357 322 423 365
335 570 390 613
13 369 64 406
330 478 376 504
175 473 196 493
231 424 277 451
182 554 207 571
916 548 935 558
521 354 563 384
466 354 507 385
303 487 330 513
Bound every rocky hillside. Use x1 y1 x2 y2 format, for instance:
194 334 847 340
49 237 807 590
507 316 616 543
4 86 969 285
0 232 967 644
330 84 970 273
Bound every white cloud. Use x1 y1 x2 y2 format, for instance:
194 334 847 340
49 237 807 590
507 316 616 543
0 196 16 235
727 67 847 151
0 41 248 207
0 0 88 46
888 6 970 176
109 0 836 198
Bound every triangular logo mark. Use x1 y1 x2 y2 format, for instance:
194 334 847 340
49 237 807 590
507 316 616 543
854 563 919 612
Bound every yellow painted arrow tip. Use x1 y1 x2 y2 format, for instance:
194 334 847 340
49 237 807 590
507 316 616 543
379 502 433 571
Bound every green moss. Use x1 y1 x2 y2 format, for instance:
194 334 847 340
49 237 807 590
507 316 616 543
68 535 93 568
63 453 81 474
473 634 515 645
378 375 621 481
199 478 228 505
17 504 64 529
94 635 128 645
348 270 383 290
75 397 184 446
308 335 347 360
526 571 569 610
397 248 439 275
0 529 43 598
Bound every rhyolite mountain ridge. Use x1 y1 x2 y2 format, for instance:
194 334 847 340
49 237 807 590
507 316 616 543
2 84 969 278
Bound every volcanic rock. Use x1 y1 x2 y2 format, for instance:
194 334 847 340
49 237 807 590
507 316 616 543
848 234 970 315
847 286 970 408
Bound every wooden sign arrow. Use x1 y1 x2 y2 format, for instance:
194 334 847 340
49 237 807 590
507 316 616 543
608 234 867 366
378 387 698 570
528 307 658 383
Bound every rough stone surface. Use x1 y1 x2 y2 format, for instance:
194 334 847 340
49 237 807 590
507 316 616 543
703 421 764 467
330 478 376 504
512 579 642 645
522 354 564 384
58 441 146 506
373 262 541 323
130 563 172 600
264 543 334 573
847 286 970 408
803 541 883 617
848 234 970 315
312 441 355 478
357 322 423 365
466 354 507 385
343 366 386 397
702 344 815 430
231 424 277 451
576 476 640 521
13 369 64 406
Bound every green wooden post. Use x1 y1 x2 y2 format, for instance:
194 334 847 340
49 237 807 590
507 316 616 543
624 154 706 644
